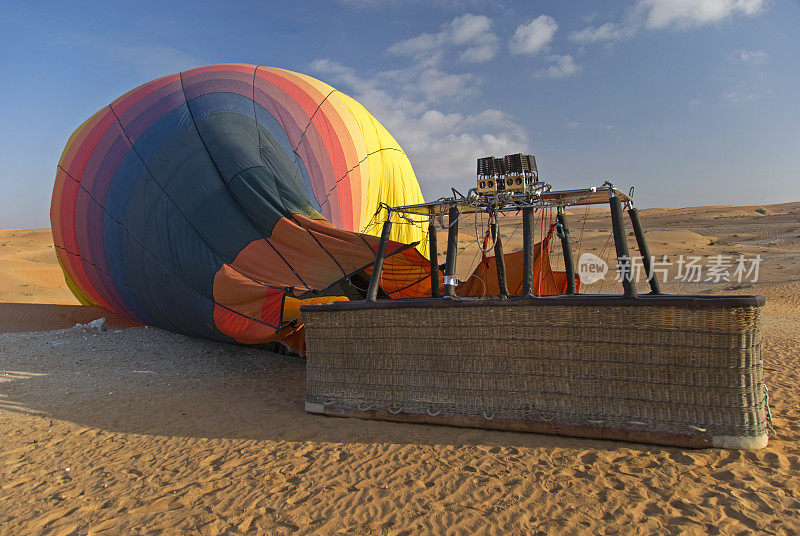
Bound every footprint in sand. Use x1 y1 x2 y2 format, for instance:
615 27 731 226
787 455 800 471
714 450 741 467
712 469 736 482
643 501 662 516
667 451 698 465
761 451 788 469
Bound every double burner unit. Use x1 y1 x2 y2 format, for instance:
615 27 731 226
476 153 541 195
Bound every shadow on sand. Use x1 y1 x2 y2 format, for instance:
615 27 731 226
0 302 141 333
0 307 673 455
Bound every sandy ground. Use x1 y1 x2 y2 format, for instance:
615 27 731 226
0 229 79 305
1 207 799 535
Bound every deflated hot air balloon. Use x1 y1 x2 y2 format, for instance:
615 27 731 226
51 64 431 352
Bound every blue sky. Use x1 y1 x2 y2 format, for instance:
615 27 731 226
1 0 798 228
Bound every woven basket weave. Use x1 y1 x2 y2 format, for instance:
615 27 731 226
303 295 767 449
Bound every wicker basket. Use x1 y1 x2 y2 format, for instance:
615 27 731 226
302 295 768 449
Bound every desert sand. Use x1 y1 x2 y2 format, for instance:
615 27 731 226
0 229 79 306
1 204 799 535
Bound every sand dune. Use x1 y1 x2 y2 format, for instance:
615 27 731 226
0 229 79 305
1 202 799 534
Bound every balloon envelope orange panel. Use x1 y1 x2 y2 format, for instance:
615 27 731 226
51 64 428 349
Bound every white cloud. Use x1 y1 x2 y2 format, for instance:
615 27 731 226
308 58 373 95
310 59 427 115
722 89 758 103
566 120 580 128
389 14 499 64
314 59 472 106
730 49 767 64
635 0 768 30
569 22 626 44
338 0 402 6
460 42 498 63
572 0 768 47
338 0 491 7
415 68 474 101
535 55 582 79
448 13 492 44
388 32 443 57
510 15 559 55
309 59 529 194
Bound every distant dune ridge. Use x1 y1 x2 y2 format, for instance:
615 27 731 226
0 201 799 534
0 229 78 305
